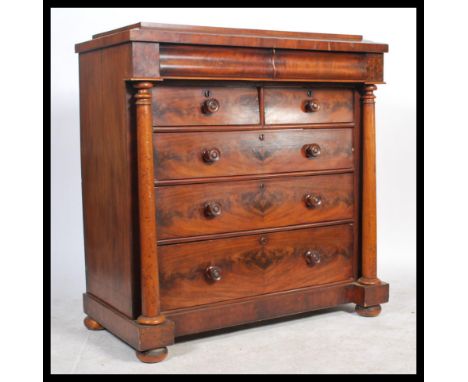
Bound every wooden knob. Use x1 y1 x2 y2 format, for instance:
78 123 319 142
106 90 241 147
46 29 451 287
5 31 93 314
205 265 222 281
202 148 221 163
304 100 320 112
204 201 222 218
304 144 321 158
305 194 322 209
304 250 321 266
202 98 220 114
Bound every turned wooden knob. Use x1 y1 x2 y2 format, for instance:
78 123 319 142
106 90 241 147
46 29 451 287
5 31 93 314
204 201 222 218
205 265 222 281
304 144 321 158
202 148 221 163
202 98 220 114
304 100 320 112
305 194 322 209
304 250 321 266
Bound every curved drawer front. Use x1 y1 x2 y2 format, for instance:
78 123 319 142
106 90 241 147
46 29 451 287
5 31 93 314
158 224 354 311
154 129 353 180
155 174 354 240
152 85 260 126
264 87 354 125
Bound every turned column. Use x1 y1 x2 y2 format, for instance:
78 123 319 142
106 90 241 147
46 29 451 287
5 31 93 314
134 82 165 325
359 84 381 286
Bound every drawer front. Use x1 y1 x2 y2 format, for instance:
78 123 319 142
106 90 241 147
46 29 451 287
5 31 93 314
159 224 354 311
154 129 354 180
264 87 354 125
152 86 260 126
156 174 354 240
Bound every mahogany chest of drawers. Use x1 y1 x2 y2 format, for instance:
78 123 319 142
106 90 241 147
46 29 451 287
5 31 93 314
75 22 389 363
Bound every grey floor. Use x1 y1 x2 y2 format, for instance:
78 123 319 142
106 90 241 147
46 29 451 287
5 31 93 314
51 267 416 374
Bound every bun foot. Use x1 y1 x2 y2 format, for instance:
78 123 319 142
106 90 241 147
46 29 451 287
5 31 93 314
355 304 382 317
84 316 104 330
136 347 168 363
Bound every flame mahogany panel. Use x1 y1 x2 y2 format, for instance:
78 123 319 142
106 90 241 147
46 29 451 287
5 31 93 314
153 129 354 180
264 87 354 125
159 45 273 79
155 173 354 240
158 224 354 311
152 85 260 126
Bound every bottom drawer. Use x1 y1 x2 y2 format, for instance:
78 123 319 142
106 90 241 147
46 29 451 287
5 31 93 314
158 224 354 311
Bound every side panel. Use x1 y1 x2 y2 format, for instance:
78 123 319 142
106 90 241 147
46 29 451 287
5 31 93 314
79 44 138 317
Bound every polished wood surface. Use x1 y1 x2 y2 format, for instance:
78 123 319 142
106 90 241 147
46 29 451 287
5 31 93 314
153 129 354 180
77 23 389 363
160 45 273 79
155 174 354 240
134 82 165 325
152 85 260 126
264 87 354 124
79 44 139 318
166 281 389 337
75 22 388 54
359 84 380 286
158 224 354 310
84 293 175 351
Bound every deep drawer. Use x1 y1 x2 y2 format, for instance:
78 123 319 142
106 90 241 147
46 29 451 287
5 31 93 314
155 173 354 240
264 87 354 125
153 129 354 181
152 85 260 126
158 224 354 311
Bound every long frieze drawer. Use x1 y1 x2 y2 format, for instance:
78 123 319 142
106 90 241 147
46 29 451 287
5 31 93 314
152 85 260 126
153 129 354 180
155 174 354 240
158 224 354 311
264 87 354 125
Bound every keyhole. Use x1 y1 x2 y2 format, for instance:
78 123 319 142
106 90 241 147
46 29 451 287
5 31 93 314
307 90 312 97
204 90 211 98
259 134 264 141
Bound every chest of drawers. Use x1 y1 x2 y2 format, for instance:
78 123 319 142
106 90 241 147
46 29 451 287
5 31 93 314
76 22 389 363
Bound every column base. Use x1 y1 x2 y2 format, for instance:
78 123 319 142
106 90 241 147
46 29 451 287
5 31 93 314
137 315 166 325
357 276 381 285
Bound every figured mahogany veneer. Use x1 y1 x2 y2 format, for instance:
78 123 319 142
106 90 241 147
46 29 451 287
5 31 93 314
155 174 354 240
152 85 260 126
264 87 354 125
153 128 354 180
158 224 354 311
76 22 389 363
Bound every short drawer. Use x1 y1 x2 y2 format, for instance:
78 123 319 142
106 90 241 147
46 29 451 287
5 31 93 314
155 173 354 240
158 224 354 311
154 129 354 180
152 85 260 126
264 87 354 125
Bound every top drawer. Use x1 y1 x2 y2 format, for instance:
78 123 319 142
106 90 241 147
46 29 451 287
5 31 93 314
264 87 354 125
152 86 260 126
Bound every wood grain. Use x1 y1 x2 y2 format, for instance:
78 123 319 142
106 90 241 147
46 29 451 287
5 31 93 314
274 50 368 80
75 23 388 54
153 129 354 180
79 44 139 318
359 84 380 285
158 224 354 310
264 87 354 124
160 45 273 79
152 85 260 126
155 173 354 240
